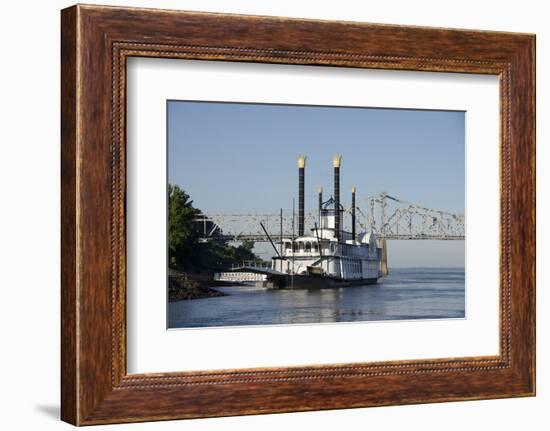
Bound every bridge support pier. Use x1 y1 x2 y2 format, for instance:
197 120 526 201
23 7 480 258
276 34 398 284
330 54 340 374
379 238 389 276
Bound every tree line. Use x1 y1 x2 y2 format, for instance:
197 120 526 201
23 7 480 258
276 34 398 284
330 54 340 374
168 184 259 272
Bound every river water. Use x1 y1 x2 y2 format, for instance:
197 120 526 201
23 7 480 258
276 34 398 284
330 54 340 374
168 267 465 329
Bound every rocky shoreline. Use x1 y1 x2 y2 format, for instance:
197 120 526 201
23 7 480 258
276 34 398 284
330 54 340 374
168 270 226 302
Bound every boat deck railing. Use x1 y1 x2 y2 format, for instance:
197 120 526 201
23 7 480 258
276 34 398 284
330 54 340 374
231 260 272 271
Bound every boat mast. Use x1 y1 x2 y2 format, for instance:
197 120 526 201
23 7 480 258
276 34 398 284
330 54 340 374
318 187 323 227
291 198 295 288
260 221 281 259
279 207 283 260
352 185 356 241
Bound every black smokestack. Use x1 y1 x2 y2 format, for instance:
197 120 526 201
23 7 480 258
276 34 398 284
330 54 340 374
333 156 342 241
298 156 306 236
318 187 323 219
351 186 356 241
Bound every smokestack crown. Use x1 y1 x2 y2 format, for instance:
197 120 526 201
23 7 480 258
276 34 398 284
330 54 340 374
297 156 307 168
352 186 356 193
332 155 342 168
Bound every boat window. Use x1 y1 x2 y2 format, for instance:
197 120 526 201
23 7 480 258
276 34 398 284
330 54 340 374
285 242 291 250
305 242 312 252
299 242 305 251
292 242 298 252
330 243 336 253
312 243 318 251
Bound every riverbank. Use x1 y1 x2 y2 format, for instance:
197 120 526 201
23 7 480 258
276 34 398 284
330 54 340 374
168 270 226 302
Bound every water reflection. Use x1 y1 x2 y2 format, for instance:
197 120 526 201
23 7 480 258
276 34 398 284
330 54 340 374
168 268 465 329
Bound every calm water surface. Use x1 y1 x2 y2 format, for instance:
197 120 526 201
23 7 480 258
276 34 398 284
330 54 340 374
168 268 465 329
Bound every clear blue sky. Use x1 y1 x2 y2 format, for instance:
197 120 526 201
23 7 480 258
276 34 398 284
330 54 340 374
168 100 465 267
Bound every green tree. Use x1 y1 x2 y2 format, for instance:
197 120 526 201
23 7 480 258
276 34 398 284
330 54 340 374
240 240 255 252
168 184 199 269
168 183 261 271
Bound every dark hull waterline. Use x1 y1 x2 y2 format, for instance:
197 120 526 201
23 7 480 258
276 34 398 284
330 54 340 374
277 274 379 289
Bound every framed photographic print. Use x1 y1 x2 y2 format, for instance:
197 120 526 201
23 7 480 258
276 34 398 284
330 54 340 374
61 4 535 425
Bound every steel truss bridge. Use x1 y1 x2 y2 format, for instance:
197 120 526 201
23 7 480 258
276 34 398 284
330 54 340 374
196 193 465 243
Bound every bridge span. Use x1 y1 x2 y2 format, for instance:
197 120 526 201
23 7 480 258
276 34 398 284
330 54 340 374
196 193 465 243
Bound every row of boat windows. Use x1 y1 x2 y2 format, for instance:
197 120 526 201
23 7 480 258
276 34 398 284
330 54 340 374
284 241 328 253
284 242 373 257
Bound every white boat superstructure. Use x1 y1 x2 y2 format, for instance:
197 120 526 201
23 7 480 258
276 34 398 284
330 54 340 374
272 212 381 282
267 156 384 288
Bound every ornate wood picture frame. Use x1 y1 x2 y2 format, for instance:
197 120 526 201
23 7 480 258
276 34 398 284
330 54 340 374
61 4 535 425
